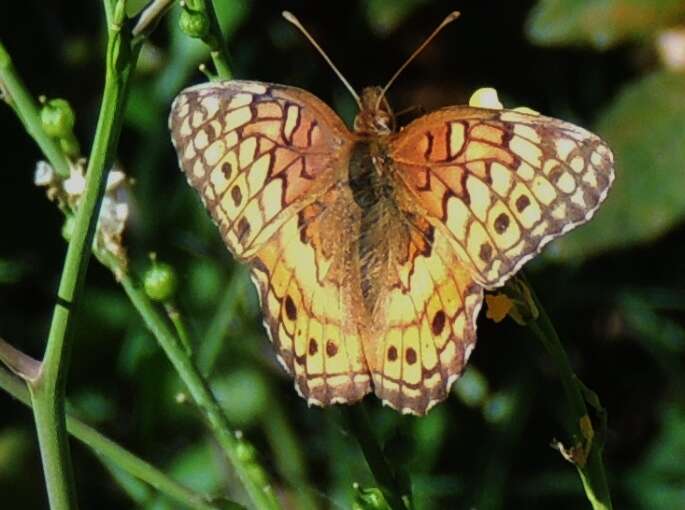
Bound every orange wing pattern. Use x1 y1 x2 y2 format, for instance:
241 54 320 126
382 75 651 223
364 215 484 414
169 80 351 261
170 80 615 416
390 106 614 288
170 81 372 406
249 186 373 406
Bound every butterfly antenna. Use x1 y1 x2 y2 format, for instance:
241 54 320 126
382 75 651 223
283 11 361 107
376 11 461 110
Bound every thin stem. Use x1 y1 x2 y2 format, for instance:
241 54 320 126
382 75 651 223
521 278 613 510
0 366 238 510
181 0 233 79
3 2 272 507
0 336 41 381
0 40 71 177
98 250 281 510
203 0 233 79
29 8 139 509
342 405 408 510
166 302 194 356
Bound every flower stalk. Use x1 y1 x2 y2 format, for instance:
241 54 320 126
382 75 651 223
498 274 613 510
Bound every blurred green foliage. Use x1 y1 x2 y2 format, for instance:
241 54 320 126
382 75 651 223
1 0 684 509
550 72 685 260
527 0 685 49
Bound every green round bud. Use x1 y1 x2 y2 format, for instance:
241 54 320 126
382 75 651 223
179 9 210 39
246 464 268 487
235 439 257 464
144 262 178 301
41 98 76 138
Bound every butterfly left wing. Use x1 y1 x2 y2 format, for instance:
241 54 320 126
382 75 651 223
389 106 615 288
170 81 374 406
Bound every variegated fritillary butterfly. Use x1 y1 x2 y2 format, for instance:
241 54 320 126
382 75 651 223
169 12 614 415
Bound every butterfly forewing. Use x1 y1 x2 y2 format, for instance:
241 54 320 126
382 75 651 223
389 106 614 288
169 80 353 261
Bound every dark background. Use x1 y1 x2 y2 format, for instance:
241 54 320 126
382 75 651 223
1 0 684 508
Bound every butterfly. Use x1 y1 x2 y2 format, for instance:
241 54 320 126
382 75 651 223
169 12 614 415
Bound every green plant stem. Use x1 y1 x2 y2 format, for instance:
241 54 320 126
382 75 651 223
2 3 272 507
523 282 612 510
203 0 234 79
0 40 71 177
166 302 194 356
99 250 280 510
28 9 139 509
343 405 408 510
0 365 237 510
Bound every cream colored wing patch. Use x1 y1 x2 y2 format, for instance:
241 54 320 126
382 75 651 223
250 186 372 406
365 216 484 415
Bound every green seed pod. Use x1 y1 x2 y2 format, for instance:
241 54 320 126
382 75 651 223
62 215 76 241
236 438 258 464
40 98 76 139
144 262 178 302
179 8 210 39
59 133 81 159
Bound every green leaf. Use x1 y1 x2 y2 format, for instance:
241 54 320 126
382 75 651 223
352 485 392 510
547 71 685 260
527 0 685 49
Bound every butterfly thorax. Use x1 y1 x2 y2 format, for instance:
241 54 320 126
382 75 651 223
353 87 395 135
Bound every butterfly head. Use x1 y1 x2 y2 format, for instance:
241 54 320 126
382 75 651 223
354 86 395 136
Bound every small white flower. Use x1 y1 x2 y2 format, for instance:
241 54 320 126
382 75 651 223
469 87 540 116
658 28 685 71
469 87 503 110
35 157 132 272
63 169 86 196
34 161 56 186
106 169 126 191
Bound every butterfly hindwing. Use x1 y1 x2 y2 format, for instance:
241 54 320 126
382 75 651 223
249 185 372 406
366 215 484 414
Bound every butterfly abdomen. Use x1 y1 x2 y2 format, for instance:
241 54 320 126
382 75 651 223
348 140 415 319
